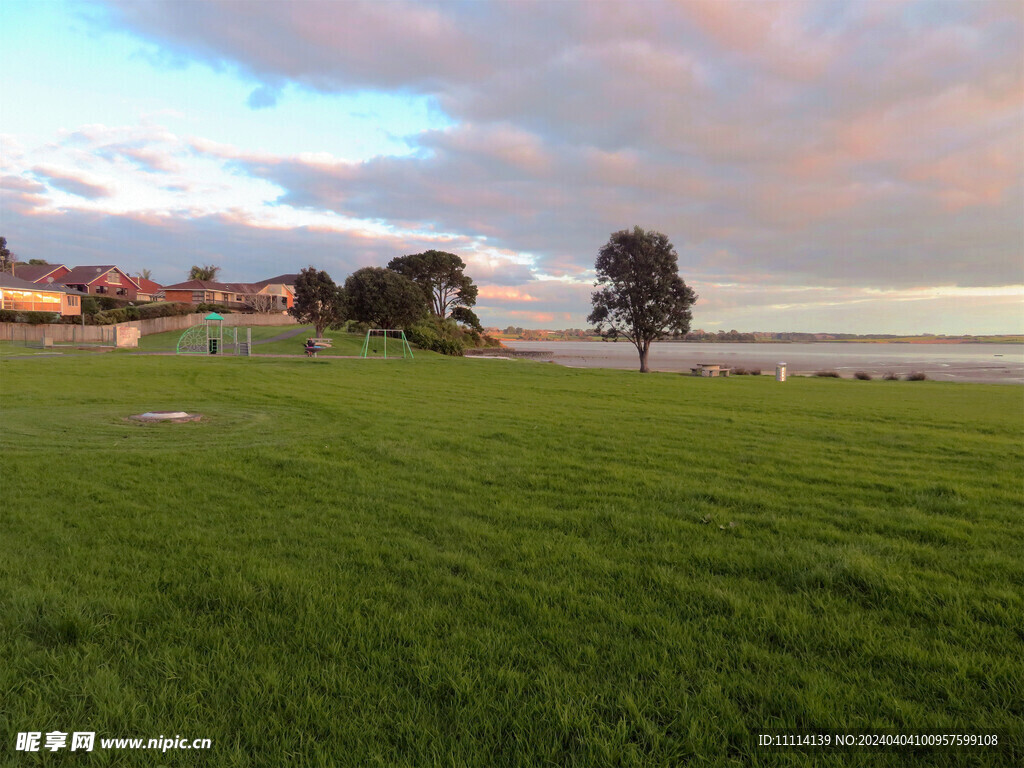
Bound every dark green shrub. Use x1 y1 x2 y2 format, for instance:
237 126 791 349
406 320 466 356
93 296 133 311
815 370 841 378
196 303 234 314
137 302 192 320
432 338 464 356
18 311 60 325
81 297 100 315
748 369 761 376
406 322 440 350
92 308 129 325
884 372 900 381
905 372 928 381
854 371 872 381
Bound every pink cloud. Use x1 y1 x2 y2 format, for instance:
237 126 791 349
503 309 556 324
478 286 540 302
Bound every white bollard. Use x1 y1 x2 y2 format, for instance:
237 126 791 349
776 362 787 382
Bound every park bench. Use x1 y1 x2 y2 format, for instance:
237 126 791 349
690 363 732 377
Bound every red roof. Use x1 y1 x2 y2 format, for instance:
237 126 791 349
11 263 68 283
60 265 141 289
136 278 163 294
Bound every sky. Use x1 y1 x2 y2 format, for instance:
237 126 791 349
1 0 1021 333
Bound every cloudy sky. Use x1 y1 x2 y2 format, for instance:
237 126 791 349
1 0 1021 333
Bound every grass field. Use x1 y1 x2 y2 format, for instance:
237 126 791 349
2 353 1021 766
129 325 393 357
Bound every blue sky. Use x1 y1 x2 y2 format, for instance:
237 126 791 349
1 0 1021 333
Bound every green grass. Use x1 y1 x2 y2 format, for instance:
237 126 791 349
128 324 306 353
129 324 403 358
2 355 1021 766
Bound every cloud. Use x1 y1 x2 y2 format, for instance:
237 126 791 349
5 1 1020 332
247 84 281 109
31 166 112 199
477 286 540 303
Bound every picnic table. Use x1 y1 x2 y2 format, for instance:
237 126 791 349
690 363 732 377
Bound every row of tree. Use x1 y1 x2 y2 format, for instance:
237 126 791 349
290 250 480 339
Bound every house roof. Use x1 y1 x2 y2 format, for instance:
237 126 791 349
164 280 238 290
11 263 68 282
136 278 163 294
163 279 255 294
60 265 141 289
0 273 87 294
251 273 299 289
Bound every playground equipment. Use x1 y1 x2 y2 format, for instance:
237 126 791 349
176 313 251 355
360 329 414 359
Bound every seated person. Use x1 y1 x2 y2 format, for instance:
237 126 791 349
305 338 317 357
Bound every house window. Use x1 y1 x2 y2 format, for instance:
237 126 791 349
192 291 204 303
96 286 107 294
117 288 127 295
107 273 121 284
67 296 78 306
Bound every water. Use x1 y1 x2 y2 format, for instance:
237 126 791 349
503 341 1024 384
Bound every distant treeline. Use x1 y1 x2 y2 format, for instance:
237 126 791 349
492 327 1023 344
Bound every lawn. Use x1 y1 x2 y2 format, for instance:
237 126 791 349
127 323 309 353
1 354 1021 766
127 324 394 357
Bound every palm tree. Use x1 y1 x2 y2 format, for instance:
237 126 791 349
189 264 220 281
138 268 153 280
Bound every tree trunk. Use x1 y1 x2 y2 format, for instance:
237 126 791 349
638 341 650 373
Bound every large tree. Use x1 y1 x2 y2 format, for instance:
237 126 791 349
587 227 698 373
289 266 346 337
343 267 427 329
387 251 478 319
189 264 220 281
0 236 13 274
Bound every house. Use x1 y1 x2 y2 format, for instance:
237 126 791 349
135 278 164 303
250 282 294 310
10 263 71 284
59 265 140 300
163 280 252 306
163 277 293 311
0 273 84 316
250 273 298 310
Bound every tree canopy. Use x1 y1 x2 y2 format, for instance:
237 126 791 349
0 236 13 274
189 264 220 281
289 266 346 337
587 227 698 373
344 267 428 330
450 306 483 332
387 251 478 319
